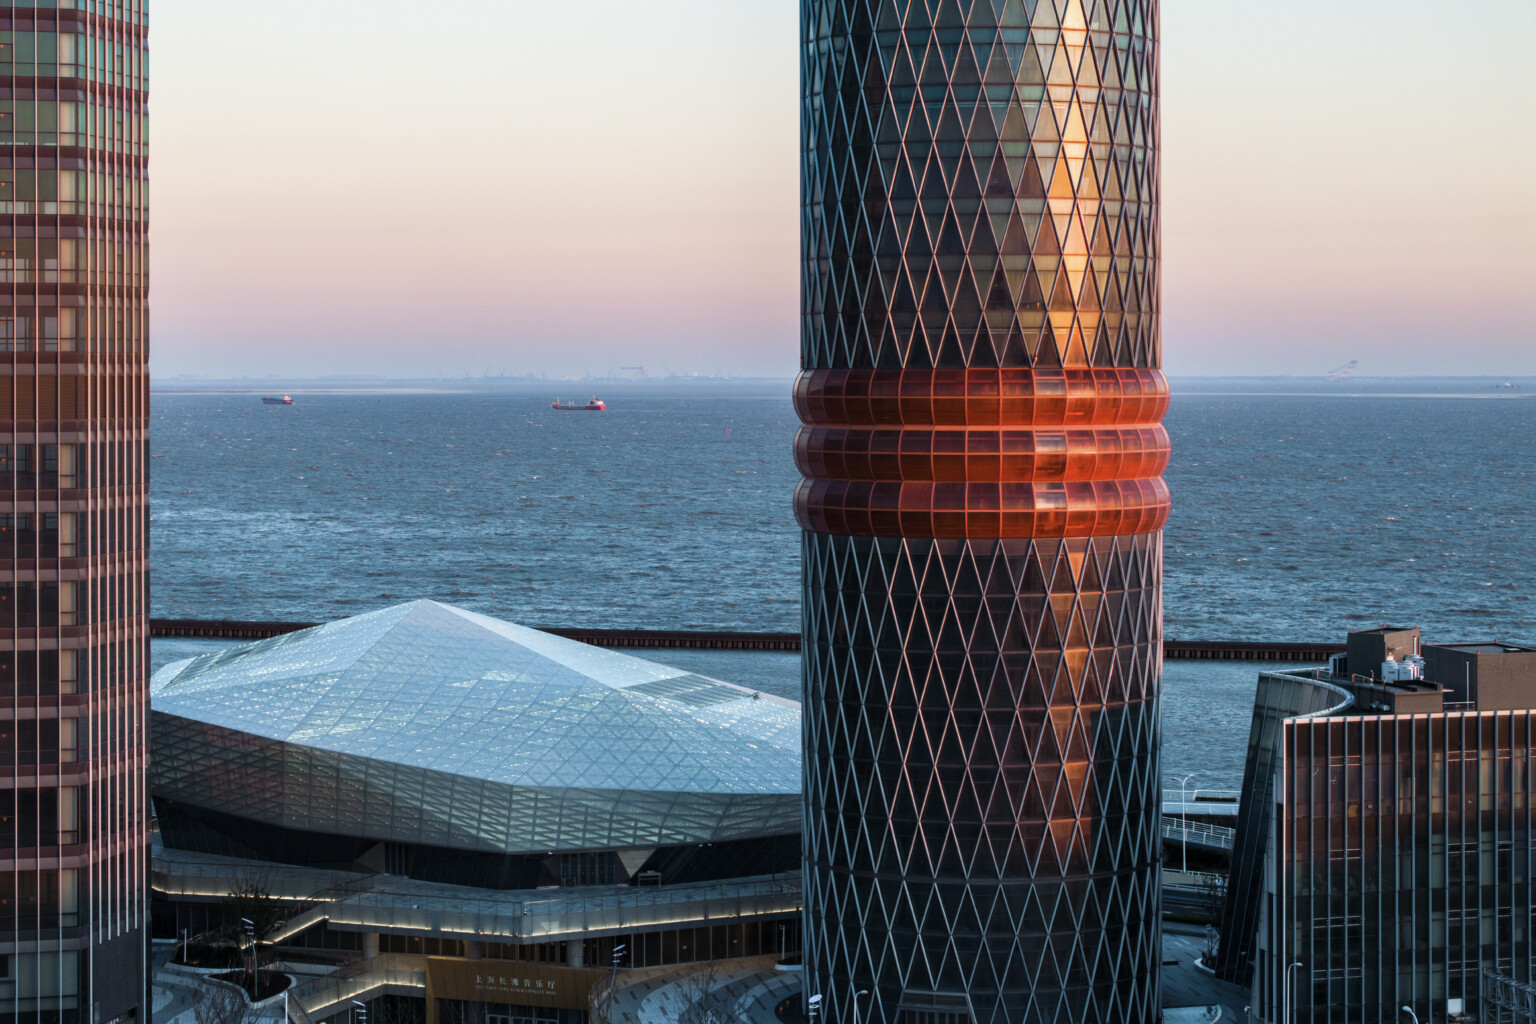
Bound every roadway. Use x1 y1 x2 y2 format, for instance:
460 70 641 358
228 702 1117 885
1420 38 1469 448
1163 922 1251 1024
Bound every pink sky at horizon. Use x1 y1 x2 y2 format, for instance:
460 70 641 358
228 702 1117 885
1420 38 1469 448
149 0 1535 379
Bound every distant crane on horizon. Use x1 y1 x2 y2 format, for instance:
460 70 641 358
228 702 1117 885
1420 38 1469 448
620 365 646 379
1326 360 1358 381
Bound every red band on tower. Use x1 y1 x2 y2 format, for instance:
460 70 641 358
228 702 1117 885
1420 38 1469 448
793 368 1171 538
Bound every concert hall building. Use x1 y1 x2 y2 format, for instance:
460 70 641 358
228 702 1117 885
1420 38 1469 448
150 601 804 1024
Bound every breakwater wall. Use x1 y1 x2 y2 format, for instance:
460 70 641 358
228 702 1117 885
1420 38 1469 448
150 619 1342 661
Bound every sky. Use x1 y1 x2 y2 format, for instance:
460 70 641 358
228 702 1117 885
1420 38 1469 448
150 0 1536 380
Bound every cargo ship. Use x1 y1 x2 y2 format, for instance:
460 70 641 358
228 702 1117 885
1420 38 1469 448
262 396 294 405
552 396 605 411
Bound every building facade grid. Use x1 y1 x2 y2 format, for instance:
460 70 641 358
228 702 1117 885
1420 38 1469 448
0 0 149 1020
798 0 1164 1021
1250 709 1536 1024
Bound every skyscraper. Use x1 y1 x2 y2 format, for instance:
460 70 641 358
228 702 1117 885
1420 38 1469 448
797 2 1165 1022
0 2 149 1020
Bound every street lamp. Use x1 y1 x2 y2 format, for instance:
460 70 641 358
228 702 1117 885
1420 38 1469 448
604 943 627 1024
1284 961 1303 1024
808 993 822 1023
240 917 256 994
351 1000 368 1024
1401 1005 1418 1024
1169 772 1200 872
854 989 870 1020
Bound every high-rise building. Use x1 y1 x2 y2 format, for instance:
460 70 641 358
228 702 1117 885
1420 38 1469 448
0 2 149 1020
1218 628 1536 1023
796 2 1166 1022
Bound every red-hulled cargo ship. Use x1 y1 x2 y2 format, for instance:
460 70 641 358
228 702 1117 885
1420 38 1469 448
552 396 606 411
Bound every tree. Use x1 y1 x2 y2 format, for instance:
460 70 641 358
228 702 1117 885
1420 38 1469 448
192 983 259 1024
674 962 729 1024
436 1001 488 1024
221 877 285 992
1195 870 1228 925
224 877 284 945
1195 871 1228 964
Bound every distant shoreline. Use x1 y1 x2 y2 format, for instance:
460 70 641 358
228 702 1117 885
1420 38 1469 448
150 375 1536 400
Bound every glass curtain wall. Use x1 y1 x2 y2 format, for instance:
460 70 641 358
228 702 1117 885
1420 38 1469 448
1253 711 1536 1024
1216 671 1353 985
0 0 149 1021
797 1 1166 1022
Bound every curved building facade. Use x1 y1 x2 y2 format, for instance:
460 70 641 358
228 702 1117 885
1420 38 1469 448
1215 670 1354 986
798 2 1164 1022
152 601 803 888
0 3 149 1021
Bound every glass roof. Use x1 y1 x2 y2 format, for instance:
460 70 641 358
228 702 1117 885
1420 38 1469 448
152 600 801 797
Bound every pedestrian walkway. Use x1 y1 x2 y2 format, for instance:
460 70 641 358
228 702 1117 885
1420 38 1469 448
733 971 801 1021
151 969 208 1024
598 955 795 1024
1163 1007 1222 1023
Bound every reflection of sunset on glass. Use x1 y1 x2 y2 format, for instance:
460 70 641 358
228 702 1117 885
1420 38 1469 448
149 0 1533 378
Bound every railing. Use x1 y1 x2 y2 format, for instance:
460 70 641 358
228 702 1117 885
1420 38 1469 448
1484 968 1536 1023
1160 816 1236 853
319 873 803 944
1164 640 1342 662
156 851 803 948
151 852 370 904
1162 789 1241 804
267 872 391 944
288 954 426 1020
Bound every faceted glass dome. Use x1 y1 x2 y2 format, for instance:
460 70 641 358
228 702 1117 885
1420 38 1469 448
151 600 801 854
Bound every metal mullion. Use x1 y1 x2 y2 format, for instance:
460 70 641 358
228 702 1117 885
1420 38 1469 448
1520 711 1530 987
1461 713 1471 1003
1436 713 1447 1008
1409 714 1420 1012
1370 717 1383 1021
1390 715 1403 1019
1275 721 1290 1024
1322 718 1333 1022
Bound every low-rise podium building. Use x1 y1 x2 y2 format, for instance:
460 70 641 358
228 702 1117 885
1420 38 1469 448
1218 626 1536 1024
149 600 804 1022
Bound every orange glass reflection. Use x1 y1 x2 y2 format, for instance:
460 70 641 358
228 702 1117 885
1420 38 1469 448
793 368 1170 428
794 368 1170 539
794 426 1170 483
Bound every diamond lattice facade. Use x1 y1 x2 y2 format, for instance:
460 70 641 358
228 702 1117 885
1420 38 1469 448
151 601 802 883
0 3 149 1021
798 1 1165 1022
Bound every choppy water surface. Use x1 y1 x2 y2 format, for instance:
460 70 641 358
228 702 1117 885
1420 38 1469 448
151 383 1536 642
150 383 1535 784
